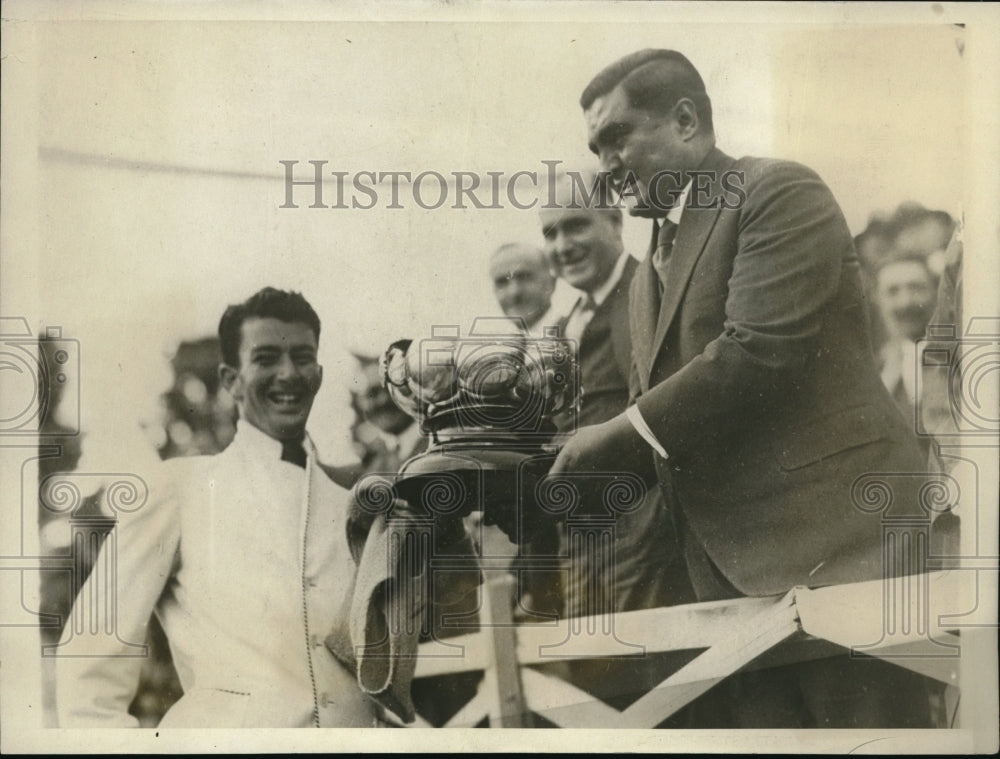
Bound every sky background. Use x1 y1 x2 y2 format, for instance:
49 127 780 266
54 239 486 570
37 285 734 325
2 13 976 468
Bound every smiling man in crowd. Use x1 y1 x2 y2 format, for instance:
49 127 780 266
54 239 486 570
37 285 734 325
550 49 941 728
56 286 477 727
488 242 558 336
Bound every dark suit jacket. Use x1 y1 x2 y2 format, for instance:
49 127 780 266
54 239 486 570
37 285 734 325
563 255 638 428
629 147 927 597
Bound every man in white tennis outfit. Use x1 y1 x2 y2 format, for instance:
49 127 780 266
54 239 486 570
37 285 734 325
55 287 477 727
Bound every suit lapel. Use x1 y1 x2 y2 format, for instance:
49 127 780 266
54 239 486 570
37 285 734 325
607 256 638 382
647 148 735 382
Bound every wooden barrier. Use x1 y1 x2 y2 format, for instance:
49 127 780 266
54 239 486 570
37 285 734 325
403 570 967 728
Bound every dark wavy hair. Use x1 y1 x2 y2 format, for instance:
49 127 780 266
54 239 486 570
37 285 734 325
218 287 321 367
580 49 713 134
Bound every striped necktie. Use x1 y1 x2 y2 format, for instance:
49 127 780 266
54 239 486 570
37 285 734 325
651 218 678 292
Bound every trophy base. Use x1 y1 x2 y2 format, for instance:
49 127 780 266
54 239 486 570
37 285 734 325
393 440 559 545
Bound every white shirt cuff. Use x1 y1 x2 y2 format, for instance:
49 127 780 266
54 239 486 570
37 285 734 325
625 405 668 460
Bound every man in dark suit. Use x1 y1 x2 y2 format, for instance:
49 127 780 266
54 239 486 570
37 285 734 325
549 49 939 727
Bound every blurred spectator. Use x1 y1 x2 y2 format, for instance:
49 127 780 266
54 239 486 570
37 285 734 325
350 352 427 476
854 217 896 278
157 337 236 459
856 203 954 353
874 252 938 431
488 243 558 337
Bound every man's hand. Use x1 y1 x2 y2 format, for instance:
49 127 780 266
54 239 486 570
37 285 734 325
550 411 654 480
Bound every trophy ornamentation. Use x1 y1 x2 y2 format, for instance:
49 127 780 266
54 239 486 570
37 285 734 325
379 318 579 544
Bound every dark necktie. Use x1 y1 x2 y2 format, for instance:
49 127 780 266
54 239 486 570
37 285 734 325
281 438 307 468
652 218 678 292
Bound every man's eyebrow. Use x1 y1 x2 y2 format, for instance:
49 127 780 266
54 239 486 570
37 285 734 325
589 121 633 157
249 343 316 355
597 121 630 146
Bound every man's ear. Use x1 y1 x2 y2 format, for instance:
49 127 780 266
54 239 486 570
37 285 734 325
315 364 324 393
672 98 700 140
219 363 240 398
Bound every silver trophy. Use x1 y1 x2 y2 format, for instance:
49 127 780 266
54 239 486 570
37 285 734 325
380 317 579 544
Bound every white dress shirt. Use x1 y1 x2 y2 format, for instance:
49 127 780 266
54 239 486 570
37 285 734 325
880 337 925 412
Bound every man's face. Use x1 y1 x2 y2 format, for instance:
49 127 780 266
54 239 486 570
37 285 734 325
540 207 623 294
220 317 323 441
585 84 689 215
489 247 556 327
876 260 936 342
